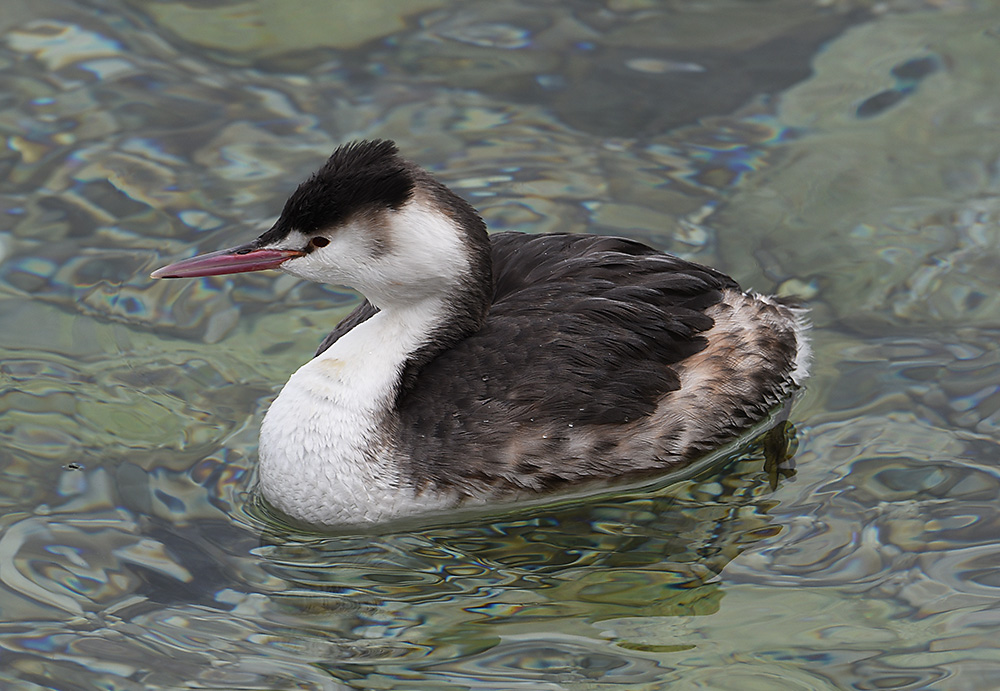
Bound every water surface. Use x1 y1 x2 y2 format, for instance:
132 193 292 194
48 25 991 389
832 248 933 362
2 0 1000 688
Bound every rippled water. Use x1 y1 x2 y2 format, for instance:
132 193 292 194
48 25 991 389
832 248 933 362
3 0 1000 688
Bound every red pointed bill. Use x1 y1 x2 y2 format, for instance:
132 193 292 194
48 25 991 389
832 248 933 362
150 246 306 279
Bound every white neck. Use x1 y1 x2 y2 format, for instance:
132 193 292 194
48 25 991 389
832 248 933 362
257 297 455 525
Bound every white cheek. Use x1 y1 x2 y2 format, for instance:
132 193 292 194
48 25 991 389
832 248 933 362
277 226 372 285
265 199 470 307
377 201 468 289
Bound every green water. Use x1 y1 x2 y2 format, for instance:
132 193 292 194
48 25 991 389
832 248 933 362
3 0 1000 688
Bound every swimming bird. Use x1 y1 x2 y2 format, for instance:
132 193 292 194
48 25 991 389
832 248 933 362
151 140 810 527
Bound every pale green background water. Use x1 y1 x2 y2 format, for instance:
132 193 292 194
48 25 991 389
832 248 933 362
2 0 1000 689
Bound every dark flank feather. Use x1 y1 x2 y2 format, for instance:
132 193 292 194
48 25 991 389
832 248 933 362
314 231 796 497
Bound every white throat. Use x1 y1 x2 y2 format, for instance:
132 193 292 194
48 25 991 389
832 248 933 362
257 298 455 525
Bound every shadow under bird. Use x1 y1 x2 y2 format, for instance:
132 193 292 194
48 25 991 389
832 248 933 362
151 140 810 527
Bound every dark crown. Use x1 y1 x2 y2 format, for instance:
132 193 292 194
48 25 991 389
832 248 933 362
260 140 416 242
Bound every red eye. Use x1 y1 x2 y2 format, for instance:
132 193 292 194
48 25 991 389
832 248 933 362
311 236 330 248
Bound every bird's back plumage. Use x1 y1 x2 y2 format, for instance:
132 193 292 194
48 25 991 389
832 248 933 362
318 231 802 498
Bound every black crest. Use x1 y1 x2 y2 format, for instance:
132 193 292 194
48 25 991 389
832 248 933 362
258 140 415 243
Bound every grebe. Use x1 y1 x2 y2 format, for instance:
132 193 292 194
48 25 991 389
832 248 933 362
152 140 810 526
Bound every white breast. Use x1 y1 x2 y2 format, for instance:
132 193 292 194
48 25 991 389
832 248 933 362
256 304 459 525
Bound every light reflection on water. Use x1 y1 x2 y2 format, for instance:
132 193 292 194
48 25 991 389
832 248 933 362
2 0 1000 688
1 432 792 689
